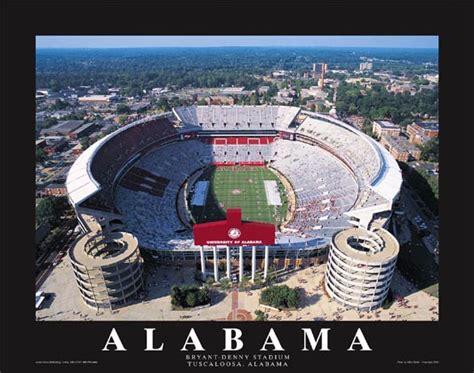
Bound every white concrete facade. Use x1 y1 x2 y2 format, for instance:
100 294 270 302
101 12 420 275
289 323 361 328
197 245 274 283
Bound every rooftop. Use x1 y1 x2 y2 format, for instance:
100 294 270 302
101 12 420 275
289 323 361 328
333 227 399 264
374 120 399 129
69 231 139 268
70 121 98 135
41 120 84 135
382 135 419 152
413 121 439 131
46 182 65 189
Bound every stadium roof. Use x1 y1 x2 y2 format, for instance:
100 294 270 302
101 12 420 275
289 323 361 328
368 137 403 202
65 113 167 207
65 136 104 206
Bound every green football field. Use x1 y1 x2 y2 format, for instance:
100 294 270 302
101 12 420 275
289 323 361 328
189 166 288 225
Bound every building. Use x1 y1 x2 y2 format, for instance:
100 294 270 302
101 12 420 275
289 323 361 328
346 77 381 89
301 86 327 100
380 135 421 161
312 63 328 78
43 136 68 155
71 143 83 156
359 62 373 71
204 95 235 105
64 106 402 293
36 139 47 149
345 115 365 130
423 74 439 84
69 121 100 140
36 89 50 97
407 121 439 145
272 70 288 78
372 120 401 139
275 89 295 104
40 120 84 137
129 102 150 113
325 227 399 311
68 231 144 310
305 99 327 112
50 110 73 119
78 94 118 103
220 87 245 95
44 183 67 197
151 87 170 96
387 82 416 95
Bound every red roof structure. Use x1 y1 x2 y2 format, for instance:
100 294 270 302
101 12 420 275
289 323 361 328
193 208 275 246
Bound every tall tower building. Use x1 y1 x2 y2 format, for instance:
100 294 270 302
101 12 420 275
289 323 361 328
312 63 328 79
318 67 325 88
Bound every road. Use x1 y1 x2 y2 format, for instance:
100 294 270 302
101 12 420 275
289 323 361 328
400 185 438 238
35 221 78 290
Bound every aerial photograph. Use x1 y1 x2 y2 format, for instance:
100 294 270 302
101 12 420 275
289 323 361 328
35 35 439 322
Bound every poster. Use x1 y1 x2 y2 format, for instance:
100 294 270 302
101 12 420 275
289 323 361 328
1 1 472 372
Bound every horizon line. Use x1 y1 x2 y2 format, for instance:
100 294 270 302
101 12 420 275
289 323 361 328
36 45 439 50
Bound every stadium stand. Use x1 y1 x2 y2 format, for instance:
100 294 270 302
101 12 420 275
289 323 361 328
66 106 402 253
84 117 178 211
173 105 300 131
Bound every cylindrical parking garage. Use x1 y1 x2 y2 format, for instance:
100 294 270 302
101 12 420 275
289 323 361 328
68 231 144 310
324 227 399 311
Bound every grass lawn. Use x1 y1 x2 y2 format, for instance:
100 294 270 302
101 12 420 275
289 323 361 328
190 166 288 225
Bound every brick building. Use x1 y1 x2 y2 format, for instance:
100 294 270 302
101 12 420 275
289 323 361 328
69 121 100 140
372 120 401 139
44 183 67 196
43 137 68 155
407 121 439 145
380 135 421 162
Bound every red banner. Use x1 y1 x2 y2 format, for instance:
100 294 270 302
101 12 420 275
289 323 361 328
193 208 275 246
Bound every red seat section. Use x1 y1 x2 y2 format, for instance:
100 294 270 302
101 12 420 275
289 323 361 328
200 136 276 145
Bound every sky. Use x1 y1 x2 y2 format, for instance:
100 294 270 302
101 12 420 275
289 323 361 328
36 36 438 49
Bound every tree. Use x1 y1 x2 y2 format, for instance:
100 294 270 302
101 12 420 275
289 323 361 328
116 104 131 114
254 310 268 321
36 196 69 227
157 98 171 112
336 81 438 123
361 118 373 136
170 285 210 308
43 117 58 129
39 227 62 253
419 137 439 162
50 99 71 110
79 137 91 150
403 166 439 215
219 278 231 291
117 115 128 126
36 148 47 164
260 285 300 309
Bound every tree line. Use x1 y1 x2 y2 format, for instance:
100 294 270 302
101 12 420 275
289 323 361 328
336 81 438 124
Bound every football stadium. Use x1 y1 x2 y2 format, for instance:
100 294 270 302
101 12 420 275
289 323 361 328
65 106 403 310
